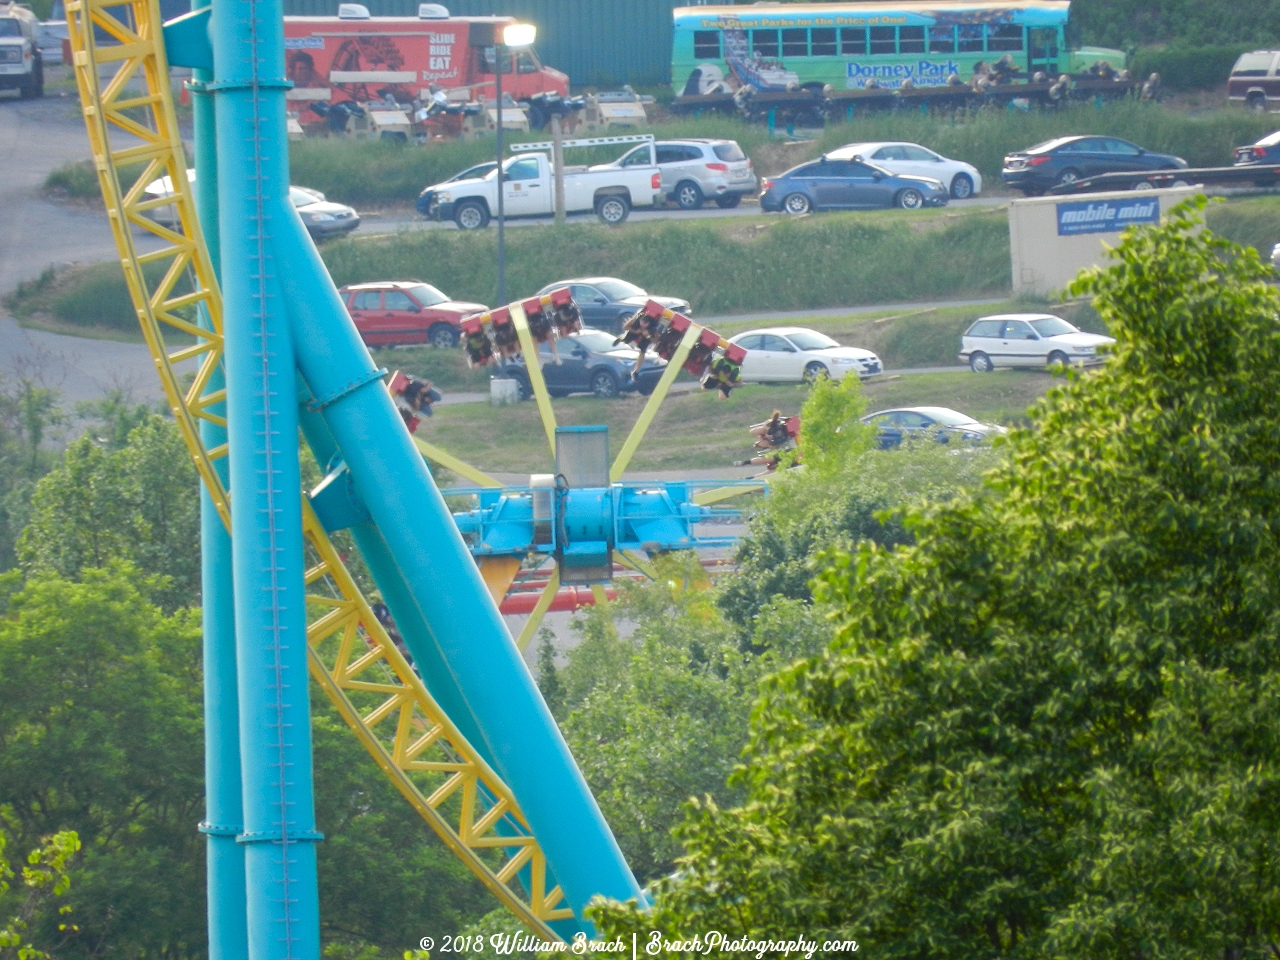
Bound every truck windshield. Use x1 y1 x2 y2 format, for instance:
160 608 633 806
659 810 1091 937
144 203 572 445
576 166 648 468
0 20 22 36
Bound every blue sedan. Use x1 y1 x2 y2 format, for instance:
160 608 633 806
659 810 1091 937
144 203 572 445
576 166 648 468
759 156 949 214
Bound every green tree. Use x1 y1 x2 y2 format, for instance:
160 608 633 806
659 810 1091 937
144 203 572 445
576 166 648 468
592 202 1280 957
0 829 80 960
0 378 65 572
17 416 200 610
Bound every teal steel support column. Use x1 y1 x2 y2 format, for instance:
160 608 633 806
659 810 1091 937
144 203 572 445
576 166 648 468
274 222 643 924
192 18 250 957
211 0 321 951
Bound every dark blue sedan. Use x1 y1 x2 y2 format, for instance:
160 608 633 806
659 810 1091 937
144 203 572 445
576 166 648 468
759 156 950 214
1234 130 1280 185
1002 136 1188 196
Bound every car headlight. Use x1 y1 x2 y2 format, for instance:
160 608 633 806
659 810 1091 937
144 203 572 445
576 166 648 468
304 212 335 222
438 191 451 203
830 357 856 365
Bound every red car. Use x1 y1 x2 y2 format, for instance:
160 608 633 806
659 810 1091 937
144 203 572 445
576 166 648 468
339 280 487 349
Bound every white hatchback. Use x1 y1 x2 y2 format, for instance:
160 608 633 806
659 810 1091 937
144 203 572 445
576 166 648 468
727 327 882 383
826 141 982 199
961 314 1115 372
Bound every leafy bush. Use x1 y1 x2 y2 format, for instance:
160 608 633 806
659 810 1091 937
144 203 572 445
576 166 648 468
1071 0 1280 48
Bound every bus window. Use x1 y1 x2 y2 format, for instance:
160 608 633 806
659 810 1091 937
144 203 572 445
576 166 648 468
693 30 720 60
840 27 866 55
928 25 954 53
958 24 983 52
899 26 925 53
782 28 807 57
811 27 836 57
988 24 1023 51
869 26 895 55
753 29 779 57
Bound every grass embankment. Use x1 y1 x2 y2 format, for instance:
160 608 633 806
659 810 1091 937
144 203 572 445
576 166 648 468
43 101 1278 208
422 370 1059 475
324 207 1011 315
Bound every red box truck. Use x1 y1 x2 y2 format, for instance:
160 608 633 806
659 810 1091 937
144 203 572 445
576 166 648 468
283 4 568 125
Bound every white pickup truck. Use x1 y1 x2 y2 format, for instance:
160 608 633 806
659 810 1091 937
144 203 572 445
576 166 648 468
422 145 661 230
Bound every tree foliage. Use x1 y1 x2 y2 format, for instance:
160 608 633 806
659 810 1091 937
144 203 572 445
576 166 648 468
592 201 1280 957
17 416 200 611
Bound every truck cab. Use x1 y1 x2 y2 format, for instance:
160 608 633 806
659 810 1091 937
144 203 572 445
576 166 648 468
0 1 43 99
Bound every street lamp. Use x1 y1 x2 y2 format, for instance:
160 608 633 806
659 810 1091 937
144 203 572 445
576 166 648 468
494 21 536 305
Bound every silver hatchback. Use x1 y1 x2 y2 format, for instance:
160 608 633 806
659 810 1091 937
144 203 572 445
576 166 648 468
655 139 757 210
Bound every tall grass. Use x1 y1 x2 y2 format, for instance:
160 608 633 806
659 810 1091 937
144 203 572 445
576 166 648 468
320 209 1011 315
5 261 191 334
1205 195 1280 257
286 100 1278 206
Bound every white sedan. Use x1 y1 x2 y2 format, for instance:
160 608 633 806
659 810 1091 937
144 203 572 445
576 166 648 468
826 141 982 199
727 327 882 383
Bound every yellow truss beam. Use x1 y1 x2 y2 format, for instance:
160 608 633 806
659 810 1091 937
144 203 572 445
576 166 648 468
610 324 699 482
414 436 504 488
509 305 558 459
516 565 560 652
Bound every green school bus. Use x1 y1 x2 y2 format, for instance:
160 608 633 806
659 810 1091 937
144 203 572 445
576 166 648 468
673 0 1123 96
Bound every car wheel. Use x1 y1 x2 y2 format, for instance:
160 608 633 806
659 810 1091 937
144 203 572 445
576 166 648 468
896 188 924 209
1132 180 1155 190
675 181 704 210
590 369 620 398
802 361 829 383
950 173 974 199
428 323 458 349
637 381 655 396
970 351 994 373
513 374 533 401
32 59 43 98
1248 93 1267 113
783 192 811 215
1056 168 1081 187
1047 350 1071 369
596 194 630 225
454 200 489 230
715 194 742 209
547 387 569 398
526 103 549 130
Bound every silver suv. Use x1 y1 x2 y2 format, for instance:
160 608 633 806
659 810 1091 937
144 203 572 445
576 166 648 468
655 139 757 210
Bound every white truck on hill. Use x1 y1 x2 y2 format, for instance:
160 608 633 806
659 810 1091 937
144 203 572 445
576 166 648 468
421 136 661 230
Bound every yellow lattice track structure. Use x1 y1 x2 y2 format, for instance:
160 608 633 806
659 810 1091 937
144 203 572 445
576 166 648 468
65 0 570 938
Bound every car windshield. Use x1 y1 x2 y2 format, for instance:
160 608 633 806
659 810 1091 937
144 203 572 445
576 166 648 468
1030 316 1079 337
0 20 21 36
407 283 448 307
925 409 980 427
289 187 319 208
594 279 645 300
1258 130 1280 147
785 330 840 351
572 331 622 353
713 142 746 162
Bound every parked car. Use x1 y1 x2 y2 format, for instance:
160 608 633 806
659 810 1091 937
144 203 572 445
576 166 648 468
421 150 661 229
625 138 757 209
1001 136 1188 196
0 2 43 99
533 277 690 334
338 280 487 348
1229 50 1280 112
1233 129 1280 185
827 142 982 199
759 157 949 213
727 327 882 382
142 169 359 239
960 314 1115 372
504 327 667 399
416 161 498 216
861 406 1005 449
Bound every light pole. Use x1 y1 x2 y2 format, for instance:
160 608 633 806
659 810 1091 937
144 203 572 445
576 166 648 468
494 22 536 304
